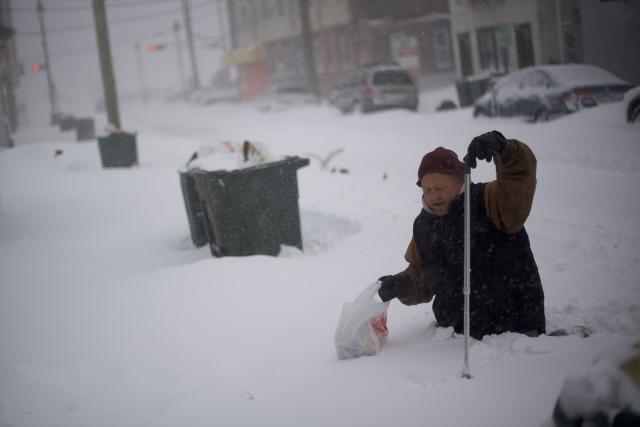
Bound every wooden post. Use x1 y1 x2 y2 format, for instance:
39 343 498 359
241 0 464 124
92 0 121 129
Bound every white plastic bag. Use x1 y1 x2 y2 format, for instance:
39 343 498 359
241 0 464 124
334 281 390 360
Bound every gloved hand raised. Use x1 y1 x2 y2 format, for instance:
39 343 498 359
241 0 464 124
464 130 507 169
377 273 411 302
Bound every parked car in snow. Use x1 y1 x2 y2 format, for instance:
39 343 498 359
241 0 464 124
624 86 640 124
255 86 316 112
333 64 418 114
473 64 632 122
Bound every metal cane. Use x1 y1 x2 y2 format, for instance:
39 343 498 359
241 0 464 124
462 160 472 379
462 150 502 380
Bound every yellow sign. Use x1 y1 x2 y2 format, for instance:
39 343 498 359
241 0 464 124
222 46 265 66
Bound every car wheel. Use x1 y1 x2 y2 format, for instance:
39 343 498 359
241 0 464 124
629 101 640 123
360 99 374 114
534 108 549 123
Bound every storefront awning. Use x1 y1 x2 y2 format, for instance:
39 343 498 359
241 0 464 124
222 46 265 66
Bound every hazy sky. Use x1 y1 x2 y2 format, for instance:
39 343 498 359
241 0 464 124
12 0 227 126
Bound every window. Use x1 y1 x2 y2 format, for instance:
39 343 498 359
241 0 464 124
313 36 323 73
457 32 473 77
432 28 452 69
514 23 534 68
263 0 273 20
284 39 297 77
372 70 414 85
297 38 306 77
267 44 278 76
240 3 250 29
527 70 548 88
249 1 258 27
325 33 335 72
477 27 498 71
338 31 351 71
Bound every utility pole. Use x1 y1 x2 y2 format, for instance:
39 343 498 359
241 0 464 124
173 21 186 94
0 26 15 147
92 0 121 129
181 0 200 90
555 0 565 63
216 0 227 51
298 0 319 99
225 0 237 50
0 72 13 147
134 42 147 104
36 0 59 125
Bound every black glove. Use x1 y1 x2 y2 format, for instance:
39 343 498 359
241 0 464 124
377 273 411 302
464 130 507 169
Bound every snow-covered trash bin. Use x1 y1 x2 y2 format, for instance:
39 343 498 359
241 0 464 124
97 131 138 168
58 115 75 131
190 155 309 257
75 118 95 142
335 281 390 360
178 169 208 248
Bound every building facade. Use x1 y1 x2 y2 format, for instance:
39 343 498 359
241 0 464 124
449 0 582 78
578 0 640 84
224 0 454 100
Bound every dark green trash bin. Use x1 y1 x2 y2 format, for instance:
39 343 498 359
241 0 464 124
97 131 138 168
455 80 473 108
59 115 75 131
75 118 95 142
192 156 309 257
179 170 208 247
455 76 493 108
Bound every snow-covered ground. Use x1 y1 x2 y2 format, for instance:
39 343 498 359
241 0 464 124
1 91 639 427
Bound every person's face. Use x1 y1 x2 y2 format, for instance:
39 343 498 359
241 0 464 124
420 172 463 216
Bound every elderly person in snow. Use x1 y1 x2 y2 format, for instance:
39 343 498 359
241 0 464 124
378 131 546 339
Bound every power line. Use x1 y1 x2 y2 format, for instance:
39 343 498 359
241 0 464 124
20 31 220 64
15 1 215 37
10 0 203 13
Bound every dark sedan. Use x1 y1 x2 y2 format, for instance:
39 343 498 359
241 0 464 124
473 64 632 122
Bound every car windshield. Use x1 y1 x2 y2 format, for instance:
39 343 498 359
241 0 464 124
372 70 414 85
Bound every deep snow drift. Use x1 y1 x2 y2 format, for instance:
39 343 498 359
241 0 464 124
0 91 639 427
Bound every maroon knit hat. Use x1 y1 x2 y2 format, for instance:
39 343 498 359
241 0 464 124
416 147 464 186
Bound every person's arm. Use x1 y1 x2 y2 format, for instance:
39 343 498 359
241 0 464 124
397 239 435 306
483 139 537 233
377 238 434 305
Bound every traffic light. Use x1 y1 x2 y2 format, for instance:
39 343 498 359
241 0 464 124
147 43 167 53
31 63 46 73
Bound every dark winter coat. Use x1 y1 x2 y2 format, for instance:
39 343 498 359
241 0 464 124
398 139 546 339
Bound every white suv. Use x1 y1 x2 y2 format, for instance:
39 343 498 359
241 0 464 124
334 64 419 114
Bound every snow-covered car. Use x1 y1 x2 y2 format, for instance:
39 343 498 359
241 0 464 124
333 64 419 114
624 86 640 123
255 86 316 112
473 64 633 122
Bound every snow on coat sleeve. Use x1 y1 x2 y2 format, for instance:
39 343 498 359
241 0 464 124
483 139 537 234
